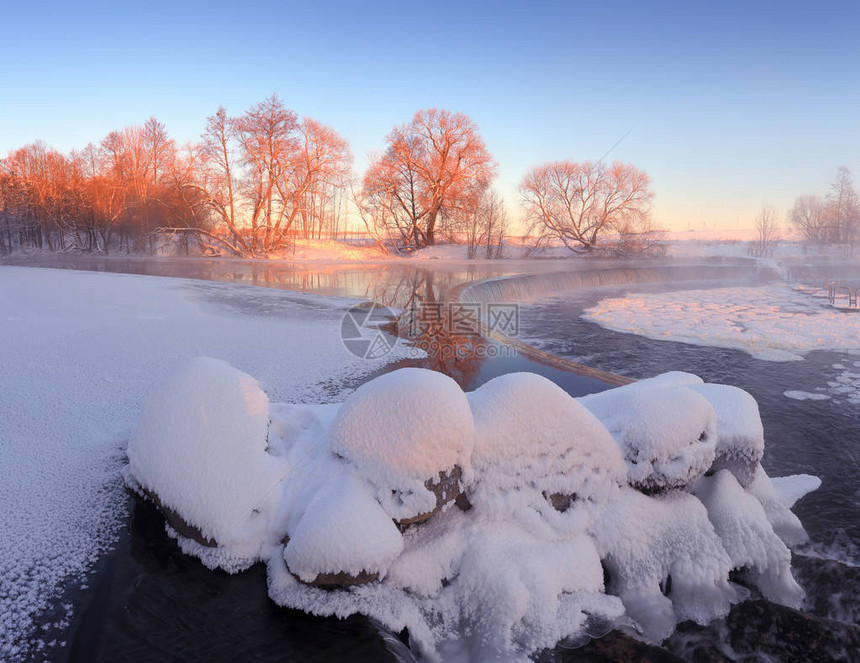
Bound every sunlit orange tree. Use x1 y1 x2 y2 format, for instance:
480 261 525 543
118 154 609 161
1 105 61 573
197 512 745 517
361 109 496 251
192 95 351 256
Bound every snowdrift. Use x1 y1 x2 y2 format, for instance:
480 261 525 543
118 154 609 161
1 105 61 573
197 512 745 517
126 362 819 662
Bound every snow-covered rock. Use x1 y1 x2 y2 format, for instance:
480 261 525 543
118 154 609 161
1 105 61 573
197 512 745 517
329 367 474 523
284 468 404 584
125 362 820 659
468 372 626 525
581 374 717 493
689 383 764 486
127 358 285 550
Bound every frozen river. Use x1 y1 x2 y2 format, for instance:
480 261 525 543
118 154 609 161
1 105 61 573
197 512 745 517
2 254 856 662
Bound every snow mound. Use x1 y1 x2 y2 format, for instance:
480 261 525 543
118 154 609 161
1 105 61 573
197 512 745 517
284 468 404 583
468 372 626 521
624 370 705 390
689 383 764 486
127 358 285 548
329 367 474 521
581 378 717 492
125 364 820 659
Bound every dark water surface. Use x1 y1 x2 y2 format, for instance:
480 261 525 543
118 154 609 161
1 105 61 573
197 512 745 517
69 498 401 663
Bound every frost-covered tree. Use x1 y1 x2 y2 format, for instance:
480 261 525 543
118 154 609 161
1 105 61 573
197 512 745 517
362 109 496 250
520 160 653 252
193 96 352 256
788 194 828 244
789 168 859 247
459 188 507 259
753 204 780 255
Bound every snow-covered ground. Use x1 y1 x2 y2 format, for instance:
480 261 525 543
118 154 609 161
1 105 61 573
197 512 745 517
0 266 412 662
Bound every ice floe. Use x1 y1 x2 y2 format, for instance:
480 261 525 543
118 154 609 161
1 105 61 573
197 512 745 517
582 283 860 362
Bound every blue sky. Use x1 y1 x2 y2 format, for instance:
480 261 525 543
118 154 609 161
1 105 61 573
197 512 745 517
1 0 858 230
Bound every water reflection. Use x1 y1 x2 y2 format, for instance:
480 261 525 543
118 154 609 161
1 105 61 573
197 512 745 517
0 254 518 309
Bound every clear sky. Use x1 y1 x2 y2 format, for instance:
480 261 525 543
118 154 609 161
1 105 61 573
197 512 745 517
1 0 858 231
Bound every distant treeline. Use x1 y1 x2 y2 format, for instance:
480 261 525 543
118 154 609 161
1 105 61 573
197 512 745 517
0 97 355 257
786 166 859 247
0 94 755 258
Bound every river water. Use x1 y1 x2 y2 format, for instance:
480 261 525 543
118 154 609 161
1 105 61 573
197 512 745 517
0 253 628 307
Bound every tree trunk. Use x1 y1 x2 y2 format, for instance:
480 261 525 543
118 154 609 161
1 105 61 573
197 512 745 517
425 210 437 246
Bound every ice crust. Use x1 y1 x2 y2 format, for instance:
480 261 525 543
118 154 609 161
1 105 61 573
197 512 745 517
126 362 819 660
582 283 860 361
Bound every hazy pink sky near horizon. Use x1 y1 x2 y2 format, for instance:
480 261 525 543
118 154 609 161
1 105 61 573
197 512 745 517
1 0 857 232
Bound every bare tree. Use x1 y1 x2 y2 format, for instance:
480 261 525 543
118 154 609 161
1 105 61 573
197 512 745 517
189 97 352 256
232 94 299 254
460 188 507 259
194 107 248 254
361 109 496 250
285 118 352 241
520 160 653 252
611 215 667 257
156 144 213 254
788 194 828 244
753 204 780 256
826 166 859 246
